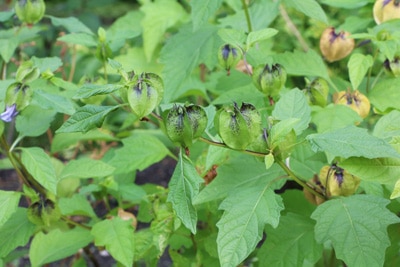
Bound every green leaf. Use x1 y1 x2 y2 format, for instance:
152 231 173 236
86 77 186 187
283 0 328 24
167 151 203 234
273 49 331 82
0 38 18 63
59 158 115 180
32 90 76 115
264 153 275 169
0 11 13 22
73 84 124 99
272 89 311 135
16 106 56 137
31 56 63 72
160 24 221 103
347 53 373 90
258 212 322 266
269 118 300 148
57 33 97 47
108 132 170 174
20 147 58 195
0 208 36 258
369 78 400 112
0 190 20 227
319 0 371 9
217 28 246 49
56 105 119 133
48 16 93 34
311 195 400 267
191 0 223 31
311 104 362 133
217 180 284 267
91 217 135 267
339 157 400 184
246 28 278 50
307 126 400 159
140 0 188 61
58 194 97 218
390 179 400 199
373 110 400 141
194 153 285 204
30 228 93 267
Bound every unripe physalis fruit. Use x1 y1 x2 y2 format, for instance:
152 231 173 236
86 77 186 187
218 44 241 75
117 208 137 228
5 82 33 111
15 0 46 25
15 61 40 84
383 56 400 77
248 128 269 153
319 27 355 62
126 72 164 119
373 0 400 24
304 78 329 107
215 102 261 150
164 104 207 148
319 164 360 197
333 90 371 118
27 197 61 226
252 63 287 100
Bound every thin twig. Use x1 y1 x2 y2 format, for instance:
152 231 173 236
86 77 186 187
279 5 309 52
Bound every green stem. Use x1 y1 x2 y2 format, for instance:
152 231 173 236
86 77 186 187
61 216 92 230
276 159 326 200
366 49 379 93
370 68 384 92
241 0 252 32
198 137 266 157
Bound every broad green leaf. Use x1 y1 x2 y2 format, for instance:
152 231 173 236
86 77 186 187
0 208 36 258
31 56 63 72
369 78 400 112
218 28 246 49
160 24 221 103
311 104 362 133
59 158 115 180
311 195 400 267
319 0 370 9
149 204 175 254
108 132 170 174
73 84 124 99
0 190 20 227
273 49 330 82
58 194 97 218
30 228 92 267
258 212 322 266
32 90 76 115
347 53 373 90
57 33 97 47
56 105 120 133
48 16 93 34
246 28 278 50
307 126 400 159
51 130 118 153
194 153 285 204
191 0 223 31
339 157 400 184
283 0 328 24
91 217 135 267
16 106 56 137
390 179 400 199
272 89 311 135
167 151 203 234
217 180 284 267
140 0 188 61
212 84 265 105
20 147 58 195
269 118 299 148
373 110 400 141
117 184 147 204
0 38 18 63
0 11 13 22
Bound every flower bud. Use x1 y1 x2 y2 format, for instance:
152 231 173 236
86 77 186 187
304 78 329 107
319 164 360 197
333 90 370 118
383 56 400 77
15 0 46 25
126 72 164 119
0 104 19 122
252 63 286 99
319 27 354 62
164 104 207 148
27 197 61 226
5 82 33 111
215 102 261 150
373 0 400 24
218 44 241 74
15 61 40 83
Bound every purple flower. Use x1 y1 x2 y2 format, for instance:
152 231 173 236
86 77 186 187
0 104 19 122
